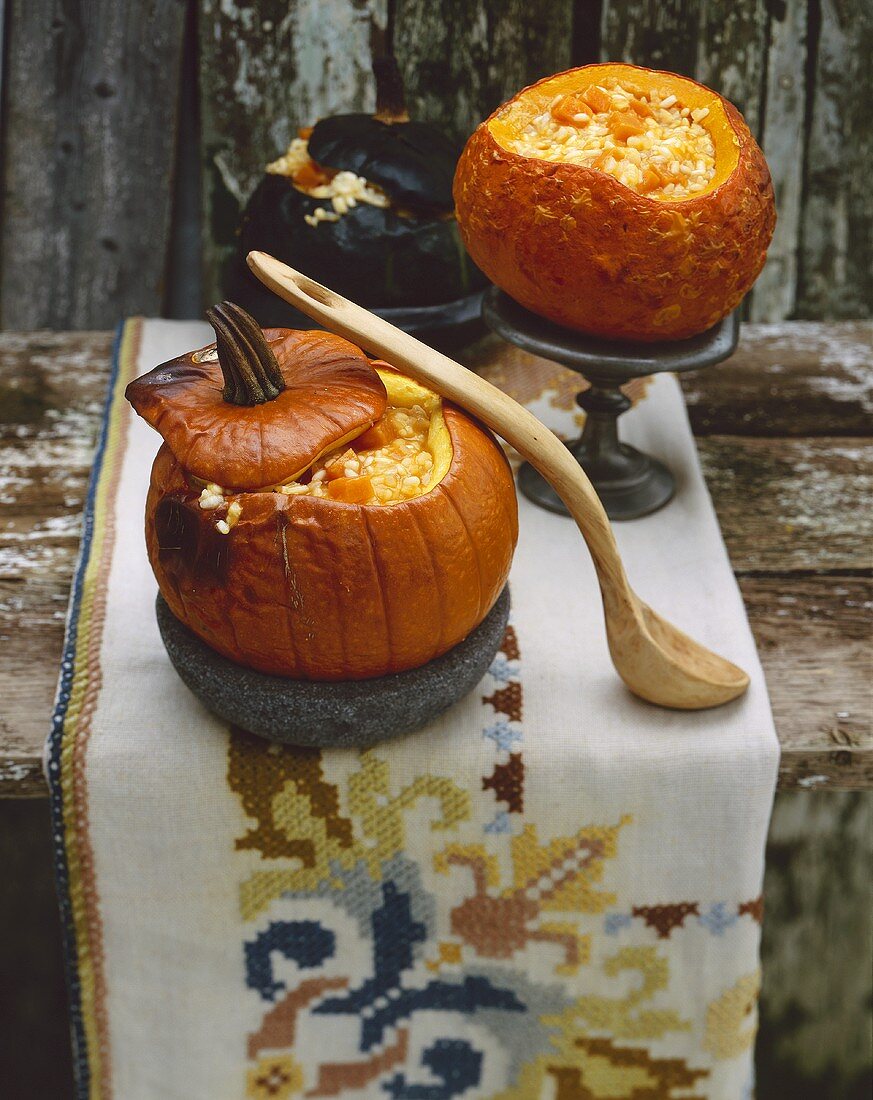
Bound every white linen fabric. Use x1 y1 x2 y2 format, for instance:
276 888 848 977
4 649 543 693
49 319 778 1100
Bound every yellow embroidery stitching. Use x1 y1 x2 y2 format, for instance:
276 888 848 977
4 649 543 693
497 948 703 1100
234 746 470 920
703 969 761 1060
433 819 629 975
246 1053 304 1099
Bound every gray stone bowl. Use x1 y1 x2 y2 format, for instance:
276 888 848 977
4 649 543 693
155 587 510 749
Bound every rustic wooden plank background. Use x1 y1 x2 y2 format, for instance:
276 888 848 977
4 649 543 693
0 0 870 328
0 0 187 329
797 0 872 321
0 3 870 1096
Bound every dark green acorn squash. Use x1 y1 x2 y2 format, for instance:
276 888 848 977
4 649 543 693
226 56 486 323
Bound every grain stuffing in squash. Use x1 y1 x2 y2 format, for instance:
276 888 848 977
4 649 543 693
125 302 517 679
454 63 776 342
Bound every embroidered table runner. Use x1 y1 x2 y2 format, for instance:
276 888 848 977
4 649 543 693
49 319 778 1100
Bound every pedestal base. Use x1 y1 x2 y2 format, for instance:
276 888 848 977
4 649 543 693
519 445 674 521
483 288 739 520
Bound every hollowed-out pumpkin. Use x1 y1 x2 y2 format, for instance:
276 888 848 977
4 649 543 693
226 56 486 322
125 302 517 680
454 63 776 342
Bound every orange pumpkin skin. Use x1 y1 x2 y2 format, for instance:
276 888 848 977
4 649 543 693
145 403 517 680
454 64 776 341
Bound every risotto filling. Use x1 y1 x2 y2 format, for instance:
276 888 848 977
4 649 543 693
277 403 435 506
505 80 717 201
267 132 389 228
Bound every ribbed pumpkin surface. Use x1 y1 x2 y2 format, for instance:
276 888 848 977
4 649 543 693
145 398 517 680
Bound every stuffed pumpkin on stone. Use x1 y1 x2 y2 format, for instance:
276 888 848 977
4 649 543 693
125 302 517 680
226 56 486 326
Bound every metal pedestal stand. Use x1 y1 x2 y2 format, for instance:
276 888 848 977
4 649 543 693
482 288 740 520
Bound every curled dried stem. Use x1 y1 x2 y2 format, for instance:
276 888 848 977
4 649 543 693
207 301 285 406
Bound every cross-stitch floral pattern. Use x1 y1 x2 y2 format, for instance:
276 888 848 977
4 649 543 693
229 625 765 1097
230 736 470 920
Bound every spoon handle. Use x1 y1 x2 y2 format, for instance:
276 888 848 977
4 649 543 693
247 252 635 614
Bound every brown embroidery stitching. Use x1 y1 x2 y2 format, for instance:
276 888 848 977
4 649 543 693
442 841 600 972
632 903 699 939
482 682 523 722
549 1036 707 1099
482 753 524 813
305 1029 409 1097
228 729 353 862
501 624 521 661
496 947 696 1099
435 820 627 974
247 977 348 1059
236 751 470 920
738 895 764 923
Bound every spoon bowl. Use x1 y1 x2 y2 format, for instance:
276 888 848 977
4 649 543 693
246 251 750 710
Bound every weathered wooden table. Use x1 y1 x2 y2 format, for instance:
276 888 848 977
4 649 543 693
1 323 870 797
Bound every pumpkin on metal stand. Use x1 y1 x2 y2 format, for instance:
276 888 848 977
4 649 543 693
454 63 776 518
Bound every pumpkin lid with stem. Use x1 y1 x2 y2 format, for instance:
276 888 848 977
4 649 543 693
125 301 388 491
306 54 458 211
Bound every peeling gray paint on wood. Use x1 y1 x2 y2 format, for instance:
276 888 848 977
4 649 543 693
739 575 872 785
198 0 387 304
393 0 574 143
750 0 808 322
0 1 186 329
600 0 701 76
797 0 873 320
599 0 766 143
700 435 872 574
695 0 768 138
681 320 873 436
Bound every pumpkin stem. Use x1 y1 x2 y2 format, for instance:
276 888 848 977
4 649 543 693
373 55 409 124
206 301 286 406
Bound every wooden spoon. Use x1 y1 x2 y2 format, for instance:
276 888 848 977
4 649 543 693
247 251 750 710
